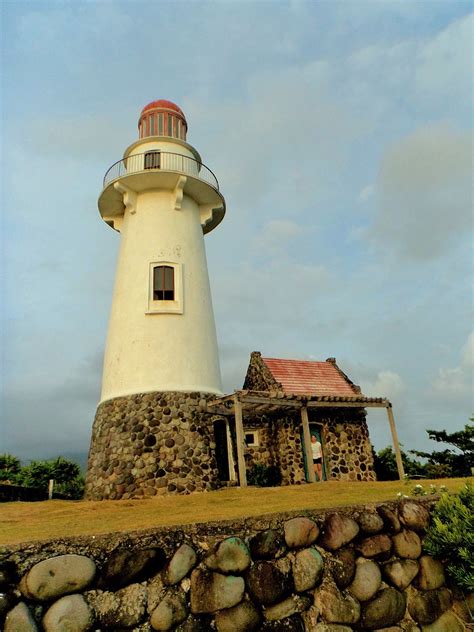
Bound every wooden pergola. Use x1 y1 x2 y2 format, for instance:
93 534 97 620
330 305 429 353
207 390 405 486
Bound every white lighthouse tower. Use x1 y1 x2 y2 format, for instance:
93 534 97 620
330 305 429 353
85 100 226 499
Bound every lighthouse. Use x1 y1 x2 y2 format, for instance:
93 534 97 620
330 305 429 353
85 100 226 499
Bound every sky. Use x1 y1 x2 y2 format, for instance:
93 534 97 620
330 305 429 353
1 0 472 465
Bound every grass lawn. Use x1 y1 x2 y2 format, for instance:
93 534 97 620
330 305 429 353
0 478 469 546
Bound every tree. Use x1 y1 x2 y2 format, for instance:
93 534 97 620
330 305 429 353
372 446 426 481
410 421 473 478
2 455 84 499
0 454 22 483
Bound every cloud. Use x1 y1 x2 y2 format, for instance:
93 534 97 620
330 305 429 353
368 123 472 261
432 332 474 398
359 370 405 400
252 220 303 257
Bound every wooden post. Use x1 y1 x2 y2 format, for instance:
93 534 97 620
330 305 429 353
301 406 316 483
386 403 405 480
234 395 247 487
48 479 54 500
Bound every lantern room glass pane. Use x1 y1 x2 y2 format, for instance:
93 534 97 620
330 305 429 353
158 113 163 135
167 115 173 136
149 114 155 135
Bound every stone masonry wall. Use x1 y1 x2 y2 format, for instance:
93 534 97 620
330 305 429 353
1 499 472 631
311 409 376 482
85 392 221 500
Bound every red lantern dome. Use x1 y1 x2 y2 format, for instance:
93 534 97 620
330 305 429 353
138 99 187 141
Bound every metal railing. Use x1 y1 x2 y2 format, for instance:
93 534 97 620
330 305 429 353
103 151 219 190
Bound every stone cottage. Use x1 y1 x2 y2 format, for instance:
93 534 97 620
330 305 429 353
208 352 404 487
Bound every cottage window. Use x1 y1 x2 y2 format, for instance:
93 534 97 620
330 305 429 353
144 151 160 169
245 431 259 447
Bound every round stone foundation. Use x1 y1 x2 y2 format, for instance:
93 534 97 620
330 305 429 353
84 391 221 500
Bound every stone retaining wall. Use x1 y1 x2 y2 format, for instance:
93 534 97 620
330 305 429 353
1 499 472 631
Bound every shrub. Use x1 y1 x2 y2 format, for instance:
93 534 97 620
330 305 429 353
247 463 282 487
423 482 474 592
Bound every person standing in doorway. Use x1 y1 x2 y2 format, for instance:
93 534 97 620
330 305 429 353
311 434 323 481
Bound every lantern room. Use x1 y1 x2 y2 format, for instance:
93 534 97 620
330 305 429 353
138 99 188 141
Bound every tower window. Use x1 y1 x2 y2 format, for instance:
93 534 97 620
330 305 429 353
144 151 160 169
153 265 174 300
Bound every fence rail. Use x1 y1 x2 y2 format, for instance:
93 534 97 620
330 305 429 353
103 151 219 190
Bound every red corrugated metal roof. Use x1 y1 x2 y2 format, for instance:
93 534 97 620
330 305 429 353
262 357 358 396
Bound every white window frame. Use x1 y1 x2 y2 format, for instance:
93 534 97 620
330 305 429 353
147 261 183 314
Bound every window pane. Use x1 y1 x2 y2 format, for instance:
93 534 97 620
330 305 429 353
167 114 173 136
144 151 160 169
149 114 155 135
164 266 174 290
158 113 163 135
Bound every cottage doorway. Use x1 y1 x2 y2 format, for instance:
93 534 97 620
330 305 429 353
304 424 327 481
213 419 235 481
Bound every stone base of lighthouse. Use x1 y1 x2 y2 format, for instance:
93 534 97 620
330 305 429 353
84 392 222 500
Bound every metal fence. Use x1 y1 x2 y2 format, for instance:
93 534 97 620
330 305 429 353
103 151 220 190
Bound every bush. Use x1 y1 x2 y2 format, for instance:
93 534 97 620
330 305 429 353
423 482 474 592
247 463 282 487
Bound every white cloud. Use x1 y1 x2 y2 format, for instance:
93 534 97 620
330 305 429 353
360 370 405 400
252 220 303 257
432 332 474 398
358 185 374 204
368 123 472 260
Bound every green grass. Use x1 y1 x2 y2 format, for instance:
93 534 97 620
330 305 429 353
0 478 468 546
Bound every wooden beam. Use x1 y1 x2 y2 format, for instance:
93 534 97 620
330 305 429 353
234 395 247 487
307 401 388 409
386 403 405 480
301 406 316 483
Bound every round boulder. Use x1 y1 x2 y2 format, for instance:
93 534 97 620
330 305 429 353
356 535 392 560
20 554 96 601
250 529 283 560
360 587 406 629
319 514 359 551
331 548 356 589
377 506 401 534
4 602 38 632
392 530 422 559
190 569 245 614
264 595 311 621
284 517 319 549
165 544 197 585
348 558 381 602
314 584 360 625
415 555 445 591
357 512 384 534
382 559 419 591
205 537 251 574
292 547 324 592
398 500 430 531
420 610 465 632
150 590 187 631
215 600 261 632
247 561 291 606
408 587 453 625
43 594 93 632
